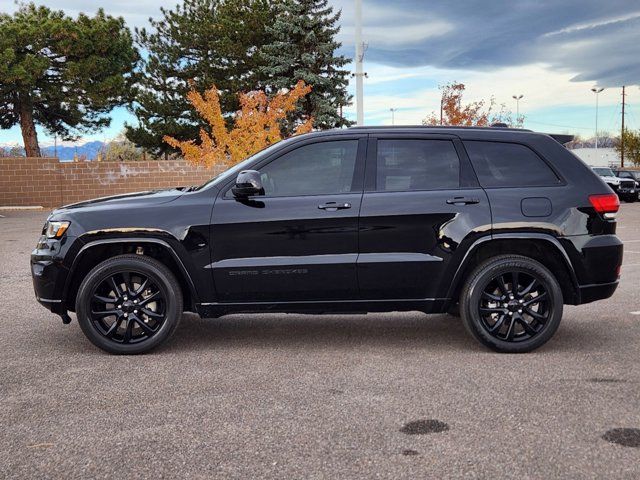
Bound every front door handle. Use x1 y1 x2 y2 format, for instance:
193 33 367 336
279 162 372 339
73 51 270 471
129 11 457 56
318 201 351 211
446 196 480 205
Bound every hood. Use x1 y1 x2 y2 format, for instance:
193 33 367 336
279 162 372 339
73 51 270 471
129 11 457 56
58 188 185 211
599 175 621 184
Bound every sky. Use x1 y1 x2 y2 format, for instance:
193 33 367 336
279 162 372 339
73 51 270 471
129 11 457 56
2 0 640 146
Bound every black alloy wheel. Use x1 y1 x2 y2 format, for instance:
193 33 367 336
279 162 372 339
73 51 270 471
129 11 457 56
460 255 563 353
89 271 166 344
478 270 549 343
76 255 183 354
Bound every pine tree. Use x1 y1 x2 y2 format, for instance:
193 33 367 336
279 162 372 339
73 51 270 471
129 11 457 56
0 3 138 157
125 0 278 157
259 0 352 131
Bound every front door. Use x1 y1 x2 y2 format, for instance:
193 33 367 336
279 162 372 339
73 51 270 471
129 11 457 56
358 135 492 300
210 137 366 303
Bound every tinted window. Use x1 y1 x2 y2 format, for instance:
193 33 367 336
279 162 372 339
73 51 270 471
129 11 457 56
376 139 460 191
259 140 358 197
593 167 615 177
464 141 561 188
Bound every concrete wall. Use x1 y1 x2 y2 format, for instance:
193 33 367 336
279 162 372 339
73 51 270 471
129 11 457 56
0 157 225 207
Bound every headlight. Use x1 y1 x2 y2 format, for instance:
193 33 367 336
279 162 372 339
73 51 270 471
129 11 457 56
45 221 70 239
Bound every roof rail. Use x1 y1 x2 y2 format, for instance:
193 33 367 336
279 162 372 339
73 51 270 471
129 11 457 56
347 125 533 132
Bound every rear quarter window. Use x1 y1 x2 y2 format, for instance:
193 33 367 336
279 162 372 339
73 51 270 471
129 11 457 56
464 141 561 188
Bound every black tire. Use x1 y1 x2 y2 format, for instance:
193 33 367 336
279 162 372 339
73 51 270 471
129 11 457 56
76 254 183 354
460 255 563 353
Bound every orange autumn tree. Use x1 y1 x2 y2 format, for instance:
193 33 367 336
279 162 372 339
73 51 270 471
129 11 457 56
423 82 522 127
164 80 313 167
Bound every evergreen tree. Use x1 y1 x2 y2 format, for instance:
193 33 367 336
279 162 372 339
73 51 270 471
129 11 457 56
126 0 278 157
259 0 352 131
0 3 138 157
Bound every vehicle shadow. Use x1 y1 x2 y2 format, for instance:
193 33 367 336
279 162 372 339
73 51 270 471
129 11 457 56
165 312 478 353
41 310 620 355
162 310 622 355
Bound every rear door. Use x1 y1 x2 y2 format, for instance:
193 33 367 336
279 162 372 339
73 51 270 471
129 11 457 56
357 134 491 300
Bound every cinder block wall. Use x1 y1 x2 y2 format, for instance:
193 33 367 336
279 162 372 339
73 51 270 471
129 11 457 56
0 157 225 207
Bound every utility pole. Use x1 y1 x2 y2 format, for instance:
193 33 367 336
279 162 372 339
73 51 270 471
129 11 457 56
354 0 366 125
591 87 604 149
440 97 443 125
390 108 397 125
621 85 626 168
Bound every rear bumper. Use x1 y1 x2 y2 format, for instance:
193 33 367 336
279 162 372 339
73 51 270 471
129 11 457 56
578 280 619 304
567 234 622 305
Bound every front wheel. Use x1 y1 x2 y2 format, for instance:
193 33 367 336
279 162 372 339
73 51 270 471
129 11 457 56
460 255 563 353
76 255 183 354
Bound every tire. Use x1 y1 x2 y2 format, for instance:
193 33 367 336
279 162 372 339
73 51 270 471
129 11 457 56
76 254 183 354
459 255 563 353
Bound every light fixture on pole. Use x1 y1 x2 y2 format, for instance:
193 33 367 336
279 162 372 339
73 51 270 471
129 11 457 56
512 94 524 121
390 108 397 126
591 87 604 150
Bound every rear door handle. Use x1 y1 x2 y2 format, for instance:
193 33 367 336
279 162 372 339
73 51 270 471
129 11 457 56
318 201 351 211
446 196 480 205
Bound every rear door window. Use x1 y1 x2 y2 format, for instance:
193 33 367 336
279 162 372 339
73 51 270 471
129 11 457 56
464 141 561 188
376 139 460 191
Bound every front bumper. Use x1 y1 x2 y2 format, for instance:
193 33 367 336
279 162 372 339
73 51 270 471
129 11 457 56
617 187 637 196
31 235 75 314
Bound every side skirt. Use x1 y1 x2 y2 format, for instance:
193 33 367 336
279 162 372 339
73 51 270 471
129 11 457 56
195 298 449 319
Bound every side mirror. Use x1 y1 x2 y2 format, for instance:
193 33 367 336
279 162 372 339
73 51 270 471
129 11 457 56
232 170 265 198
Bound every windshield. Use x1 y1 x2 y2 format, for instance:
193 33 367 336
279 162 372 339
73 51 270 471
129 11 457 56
620 170 640 180
195 141 286 190
593 167 615 177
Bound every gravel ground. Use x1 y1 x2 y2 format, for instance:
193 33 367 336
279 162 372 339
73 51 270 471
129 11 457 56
1 206 639 479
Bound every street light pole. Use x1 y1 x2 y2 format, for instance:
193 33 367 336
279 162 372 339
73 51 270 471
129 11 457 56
354 0 365 125
591 87 604 150
512 94 523 125
390 108 397 126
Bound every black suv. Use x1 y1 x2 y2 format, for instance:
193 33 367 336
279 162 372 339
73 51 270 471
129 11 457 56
31 126 623 354
615 168 640 202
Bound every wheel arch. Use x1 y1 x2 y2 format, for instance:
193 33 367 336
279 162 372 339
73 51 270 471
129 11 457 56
63 238 199 312
447 234 580 306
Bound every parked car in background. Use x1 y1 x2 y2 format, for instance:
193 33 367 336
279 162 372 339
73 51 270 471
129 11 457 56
592 166 637 202
32 126 623 355
615 169 640 202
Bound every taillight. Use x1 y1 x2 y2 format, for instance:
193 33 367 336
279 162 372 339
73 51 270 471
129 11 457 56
589 194 619 219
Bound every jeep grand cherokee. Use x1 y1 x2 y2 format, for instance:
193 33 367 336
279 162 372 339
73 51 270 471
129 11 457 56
32 126 623 354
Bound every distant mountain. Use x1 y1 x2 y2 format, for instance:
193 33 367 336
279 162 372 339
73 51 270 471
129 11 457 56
41 141 106 161
1 141 106 160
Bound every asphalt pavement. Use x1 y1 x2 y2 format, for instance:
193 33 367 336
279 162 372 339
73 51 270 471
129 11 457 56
1 207 639 479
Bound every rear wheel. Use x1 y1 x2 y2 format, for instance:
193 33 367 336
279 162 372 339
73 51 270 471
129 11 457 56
76 255 183 354
460 255 563 353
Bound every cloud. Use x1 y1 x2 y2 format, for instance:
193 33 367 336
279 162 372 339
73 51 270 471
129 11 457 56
334 0 640 87
3 1 175 29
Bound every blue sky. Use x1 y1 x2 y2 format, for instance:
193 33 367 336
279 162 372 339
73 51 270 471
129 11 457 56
1 0 639 146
